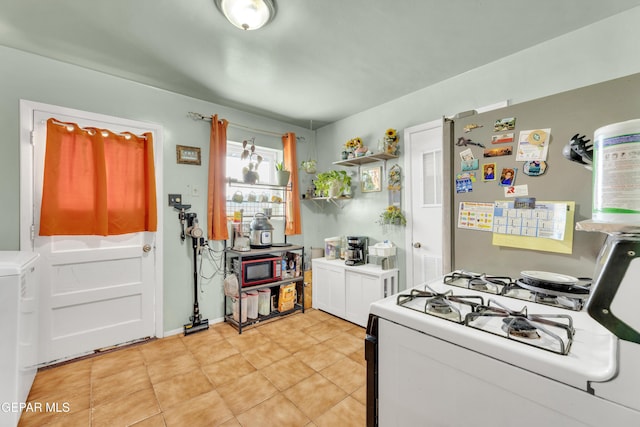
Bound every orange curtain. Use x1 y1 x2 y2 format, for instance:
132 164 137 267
283 132 301 235
40 118 157 236
208 115 229 240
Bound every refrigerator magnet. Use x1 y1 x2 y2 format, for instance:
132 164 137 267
482 163 497 181
499 167 517 186
523 160 547 176
461 158 479 171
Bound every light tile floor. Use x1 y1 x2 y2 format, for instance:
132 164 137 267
18 309 367 427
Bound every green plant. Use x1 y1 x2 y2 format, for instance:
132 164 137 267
275 161 287 171
314 170 351 197
378 205 407 226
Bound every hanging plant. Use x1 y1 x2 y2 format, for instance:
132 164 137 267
241 137 262 184
378 205 407 226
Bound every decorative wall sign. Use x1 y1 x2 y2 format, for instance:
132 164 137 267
176 145 202 165
388 164 402 206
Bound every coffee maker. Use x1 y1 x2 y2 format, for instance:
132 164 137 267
345 236 367 266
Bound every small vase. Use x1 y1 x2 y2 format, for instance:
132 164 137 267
276 170 290 186
341 151 348 160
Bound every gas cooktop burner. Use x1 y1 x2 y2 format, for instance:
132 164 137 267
442 270 589 311
501 318 541 339
465 300 575 355
396 286 485 323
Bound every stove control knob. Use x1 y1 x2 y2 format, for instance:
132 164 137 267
413 242 422 248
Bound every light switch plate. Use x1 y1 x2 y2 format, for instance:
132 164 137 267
168 194 182 206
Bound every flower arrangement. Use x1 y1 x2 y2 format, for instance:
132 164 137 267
378 205 407 226
384 128 399 155
345 137 362 151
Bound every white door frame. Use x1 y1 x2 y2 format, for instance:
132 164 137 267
19 100 164 341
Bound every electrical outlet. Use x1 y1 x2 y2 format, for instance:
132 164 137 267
168 194 182 206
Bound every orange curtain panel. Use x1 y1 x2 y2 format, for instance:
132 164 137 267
208 115 229 241
39 118 157 236
283 132 301 235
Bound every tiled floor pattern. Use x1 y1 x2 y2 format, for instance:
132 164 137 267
18 309 367 426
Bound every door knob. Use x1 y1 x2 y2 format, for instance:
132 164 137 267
413 242 422 248
143 244 152 253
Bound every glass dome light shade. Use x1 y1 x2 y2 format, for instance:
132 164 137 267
215 0 276 31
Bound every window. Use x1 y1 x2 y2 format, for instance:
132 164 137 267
226 141 284 224
227 141 281 185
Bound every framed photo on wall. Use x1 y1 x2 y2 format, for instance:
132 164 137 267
361 165 382 193
176 145 201 165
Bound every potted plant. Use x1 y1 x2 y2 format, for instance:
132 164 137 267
275 161 291 186
378 205 407 226
314 170 351 198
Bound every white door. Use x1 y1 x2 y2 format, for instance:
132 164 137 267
404 119 446 287
19 101 164 365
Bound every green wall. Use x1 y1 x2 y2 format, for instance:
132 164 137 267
0 46 313 333
1 6 639 333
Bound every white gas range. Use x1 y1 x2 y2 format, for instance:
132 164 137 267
365 234 640 427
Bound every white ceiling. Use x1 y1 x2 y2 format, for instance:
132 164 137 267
1 0 639 129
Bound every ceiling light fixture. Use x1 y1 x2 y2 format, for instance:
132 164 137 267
214 0 276 31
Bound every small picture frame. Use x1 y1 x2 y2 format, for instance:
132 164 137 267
361 165 382 193
176 145 201 165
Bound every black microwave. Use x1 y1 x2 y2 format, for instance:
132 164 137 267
232 254 282 287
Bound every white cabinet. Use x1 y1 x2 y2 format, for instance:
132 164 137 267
312 259 345 318
312 257 398 327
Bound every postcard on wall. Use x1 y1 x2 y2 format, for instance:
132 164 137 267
516 129 551 161
457 201 495 232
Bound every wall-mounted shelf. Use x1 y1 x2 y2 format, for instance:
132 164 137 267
302 195 352 209
226 179 288 223
333 152 398 167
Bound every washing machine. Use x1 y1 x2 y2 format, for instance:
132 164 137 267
0 251 39 427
